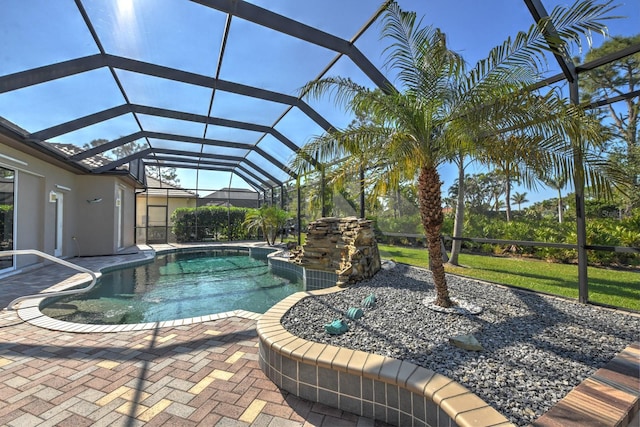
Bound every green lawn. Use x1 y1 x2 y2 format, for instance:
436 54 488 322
378 244 640 311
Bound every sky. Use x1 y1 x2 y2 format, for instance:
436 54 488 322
0 0 638 207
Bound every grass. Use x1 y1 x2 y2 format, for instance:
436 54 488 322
378 244 640 312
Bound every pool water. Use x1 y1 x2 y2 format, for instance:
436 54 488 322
41 249 302 324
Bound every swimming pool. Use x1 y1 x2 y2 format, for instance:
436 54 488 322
41 249 302 324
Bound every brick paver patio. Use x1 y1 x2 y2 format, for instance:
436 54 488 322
0 246 386 426
3 246 636 426
0 309 384 426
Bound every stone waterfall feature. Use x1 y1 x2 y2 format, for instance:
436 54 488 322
291 217 381 287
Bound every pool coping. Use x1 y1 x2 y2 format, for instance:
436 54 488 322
256 287 515 427
14 243 274 332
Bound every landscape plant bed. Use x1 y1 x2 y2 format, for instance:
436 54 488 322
281 263 640 426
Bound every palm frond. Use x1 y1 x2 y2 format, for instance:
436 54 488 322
462 0 619 102
381 2 464 98
544 0 618 54
299 77 369 109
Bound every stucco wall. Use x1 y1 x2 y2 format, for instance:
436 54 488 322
75 177 115 256
0 140 138 270
15 171 44 268
121 182 135 249
0 143 81 267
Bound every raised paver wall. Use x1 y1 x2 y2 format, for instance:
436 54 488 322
257 290 514 427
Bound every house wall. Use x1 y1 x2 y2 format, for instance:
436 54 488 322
14 169 44 268
75 176 135 256
0 140 137 271
121 183 135 249
0 143 80 268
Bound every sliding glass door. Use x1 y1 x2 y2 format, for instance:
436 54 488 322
0 167 15 271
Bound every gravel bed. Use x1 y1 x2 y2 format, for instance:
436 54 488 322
281 263 640 426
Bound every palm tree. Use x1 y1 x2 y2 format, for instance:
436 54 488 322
479 134 544 221
485 172 506 214
243 205 287 246
545 176 568 223
511 191 529 211
292 1 617 308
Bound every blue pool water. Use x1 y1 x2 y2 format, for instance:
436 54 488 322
41 249 302 324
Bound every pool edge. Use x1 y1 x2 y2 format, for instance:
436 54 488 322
15 243 279 333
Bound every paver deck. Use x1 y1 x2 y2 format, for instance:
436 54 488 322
1 310 388 427
1 244 638 426
0 245 387 426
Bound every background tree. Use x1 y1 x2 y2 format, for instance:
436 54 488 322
449 173 495 214
544 175 568 223
487 172 506 214
578 34 640 216
329 109 387 219
447 152 474 265
479 134 546 221
511 191 529 211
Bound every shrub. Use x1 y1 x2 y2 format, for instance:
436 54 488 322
243 206 288 245
171 206 250 242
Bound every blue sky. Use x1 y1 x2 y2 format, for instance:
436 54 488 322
0 0 638 206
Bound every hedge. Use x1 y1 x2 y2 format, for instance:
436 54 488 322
171 206 251 242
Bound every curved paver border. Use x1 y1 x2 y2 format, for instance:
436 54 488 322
256 288 514 427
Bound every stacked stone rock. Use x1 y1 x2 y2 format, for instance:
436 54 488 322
291 216 381 287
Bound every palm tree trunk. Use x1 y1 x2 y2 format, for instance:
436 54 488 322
557 188 563 224
394 188 400 219
449 160 465 265
505 177 512 222
417 165 453 308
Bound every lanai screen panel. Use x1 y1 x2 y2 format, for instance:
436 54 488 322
82 0 228 77
0 69 125 134
0 0 638 192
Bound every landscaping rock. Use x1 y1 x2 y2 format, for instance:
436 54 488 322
291 217 381 286
449 334 483 351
